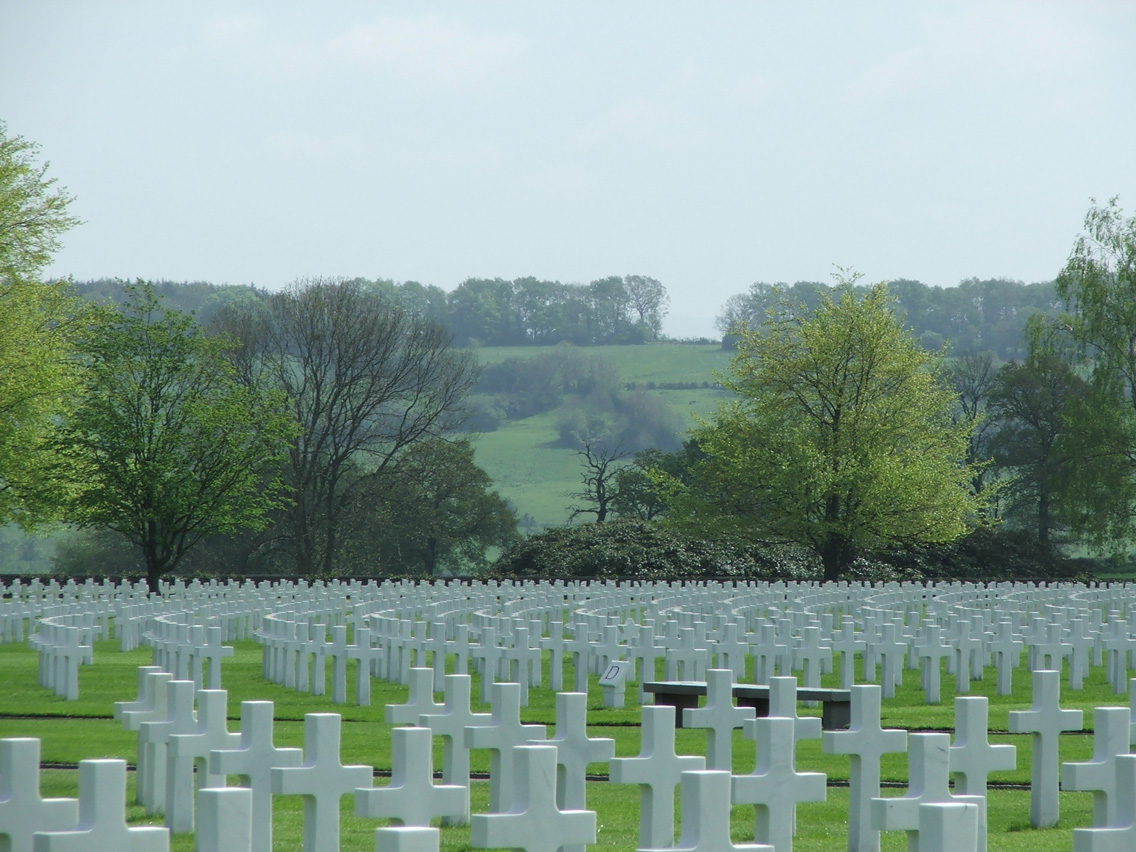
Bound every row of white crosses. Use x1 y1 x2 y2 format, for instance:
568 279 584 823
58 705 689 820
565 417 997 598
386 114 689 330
15 575 1136 705
11 604 1136 852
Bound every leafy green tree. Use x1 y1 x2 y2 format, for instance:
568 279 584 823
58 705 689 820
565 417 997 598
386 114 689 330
988 333 1085 546
664 279 984 581
0 280 86 524
0 120 81 285
0 122 85 524
1054 198 1136 549
624 275 669 340
612 441 707 522
340 438 517 576
948 351 999 500
59 283 296 591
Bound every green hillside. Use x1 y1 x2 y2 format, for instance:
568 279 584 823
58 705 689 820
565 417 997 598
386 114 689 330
468 343 733 529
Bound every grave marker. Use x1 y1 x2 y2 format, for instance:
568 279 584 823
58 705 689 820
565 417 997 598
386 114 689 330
0 738 79 852
609 704 705 848
209 701 303 852
30 760 168 852
272 713 373 852
1007 669 1083 828
822 685 907 852
355 726 467 827
470 746 596 852
731 716 826 852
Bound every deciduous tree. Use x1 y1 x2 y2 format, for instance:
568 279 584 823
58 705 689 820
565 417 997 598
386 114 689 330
60 283 295 591
568 440 630 524
340 438 517 576
948 351 999 499
0 122 85 524
623 275 670 340
988 329 1085 546
217 277 478 576
1054 197 1136 549
663 279 984 581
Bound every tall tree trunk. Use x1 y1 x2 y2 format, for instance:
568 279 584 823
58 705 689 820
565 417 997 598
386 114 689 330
1038 487 1051 547
820 494 853 582
820 532 853 583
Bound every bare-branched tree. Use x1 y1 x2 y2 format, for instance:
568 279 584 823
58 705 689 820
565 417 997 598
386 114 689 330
568 440 631 524
217 277 478 576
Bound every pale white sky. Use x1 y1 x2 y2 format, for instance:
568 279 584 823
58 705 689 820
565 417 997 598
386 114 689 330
3 1 1133 337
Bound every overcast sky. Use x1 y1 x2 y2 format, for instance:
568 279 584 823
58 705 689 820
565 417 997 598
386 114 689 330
3 2 1134 337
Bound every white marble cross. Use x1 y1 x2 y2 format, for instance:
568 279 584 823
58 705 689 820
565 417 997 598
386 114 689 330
168 687 241 833
118 670 173 807
138 679 198 821
327 625 351 705
541 620 569 692
426 621 449 690
832 617 866 690
659 770 771 852
948 696 1015 798
609 704 705 848
112 665 163 720
792 625 831 692
472 627 505 703
1062 706 1132 828
194 625 233 690
731 716 826 852
347 627 380 706
464 682 547 812
272 713 373 852
1007 669 1083 828
1071 754 1136 852
683 669 754 770
761 676 822 742
418 673 490 824
356 726 467 828
387 668 444 726
29 759 168 852
632 623 665 703
822 684 907 852
877 624 906 699
915 624 952 705
209 701 303 852
870 733 987 852
546 691 614 812
0 738 78 852
470 745 596 852
987 621 1022 696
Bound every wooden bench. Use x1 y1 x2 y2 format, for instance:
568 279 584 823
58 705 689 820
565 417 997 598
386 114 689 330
642 681 852 730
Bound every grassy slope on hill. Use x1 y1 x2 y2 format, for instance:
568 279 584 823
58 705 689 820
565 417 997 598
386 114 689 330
467 344 733 530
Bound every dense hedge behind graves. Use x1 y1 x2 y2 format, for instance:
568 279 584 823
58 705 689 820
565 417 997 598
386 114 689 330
490 520 1097 584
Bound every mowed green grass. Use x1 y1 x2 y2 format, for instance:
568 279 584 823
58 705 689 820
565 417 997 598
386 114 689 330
1 633 1123 851
470 343 733 386
467 344 733 528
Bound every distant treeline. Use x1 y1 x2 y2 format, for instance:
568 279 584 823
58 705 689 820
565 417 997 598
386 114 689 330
718 277 1062 361
71 274 671 347
71 274 1062 361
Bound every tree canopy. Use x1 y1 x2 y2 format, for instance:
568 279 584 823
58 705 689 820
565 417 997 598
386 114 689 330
662 280 984 581
59 283 296 590
0 121 81 286
0 122 85 525
1051 197 1136 550
216 277 480 576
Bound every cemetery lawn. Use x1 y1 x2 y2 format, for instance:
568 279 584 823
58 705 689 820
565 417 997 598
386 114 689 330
0 637 1115 851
